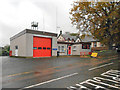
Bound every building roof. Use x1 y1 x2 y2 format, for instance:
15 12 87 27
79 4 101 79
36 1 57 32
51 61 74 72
57 41 91 44
57 31 82 42
62 34 76 40
81 35 98 42
10 29 58 41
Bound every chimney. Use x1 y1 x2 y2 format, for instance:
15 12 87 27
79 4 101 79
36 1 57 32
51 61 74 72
60 30 62 35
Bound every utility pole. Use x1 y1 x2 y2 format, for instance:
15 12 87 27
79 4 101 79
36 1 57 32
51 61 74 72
43 13 45 30
56 6 57 32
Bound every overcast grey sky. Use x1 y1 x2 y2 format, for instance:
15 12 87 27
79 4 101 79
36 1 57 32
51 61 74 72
0 0 78 46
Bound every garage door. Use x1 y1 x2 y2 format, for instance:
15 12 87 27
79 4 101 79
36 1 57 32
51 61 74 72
33 36 52 57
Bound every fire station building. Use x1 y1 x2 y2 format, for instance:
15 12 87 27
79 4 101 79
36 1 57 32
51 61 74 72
10 29 57 57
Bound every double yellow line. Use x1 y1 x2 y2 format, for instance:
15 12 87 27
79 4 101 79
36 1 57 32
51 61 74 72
7 66 61 77
7 71 34 77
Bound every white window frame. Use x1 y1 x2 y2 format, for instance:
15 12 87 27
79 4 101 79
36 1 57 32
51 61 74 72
73 46 76 51
61 46 65 52
58 46 60 52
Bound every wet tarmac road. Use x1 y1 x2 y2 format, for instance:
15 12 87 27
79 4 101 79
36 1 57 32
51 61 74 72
2 54 120 89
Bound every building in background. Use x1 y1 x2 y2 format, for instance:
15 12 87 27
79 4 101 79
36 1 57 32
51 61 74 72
10 29 57 57
10 29 108 58
81 36 108 51
57 31 91 56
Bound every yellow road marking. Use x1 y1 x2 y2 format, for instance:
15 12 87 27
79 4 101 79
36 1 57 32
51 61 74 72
7 56 116 78
7 66 60 78
7 71 33 77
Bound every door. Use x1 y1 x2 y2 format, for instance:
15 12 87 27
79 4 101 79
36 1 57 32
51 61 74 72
15 49 18 56
68 46 71 55
15 45 18 56
33 36 52 57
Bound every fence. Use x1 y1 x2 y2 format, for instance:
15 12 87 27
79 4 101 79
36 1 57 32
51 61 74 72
80 52 92 56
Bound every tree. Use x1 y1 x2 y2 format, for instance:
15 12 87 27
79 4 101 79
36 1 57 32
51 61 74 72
1 45 10 56
70 0 120 49
70 33 78 36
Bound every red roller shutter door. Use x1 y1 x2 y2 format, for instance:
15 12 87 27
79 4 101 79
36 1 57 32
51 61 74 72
33 36 52 57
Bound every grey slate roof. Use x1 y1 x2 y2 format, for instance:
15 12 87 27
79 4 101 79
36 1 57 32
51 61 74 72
62 34 76 40
58 31 98 43
58 32 82 42
81 35 98 42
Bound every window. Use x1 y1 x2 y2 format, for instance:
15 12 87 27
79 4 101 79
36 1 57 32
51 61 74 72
47 47 51 50
87 44 90 49
38 47 42 49
82 44 90 49
61 46 64 52
58 46 60 51
33 47 37 49
43 47 46 50
69 47 71 50
15 45 18 49
94 42 97 47
101 44 104 47
73 46 76 51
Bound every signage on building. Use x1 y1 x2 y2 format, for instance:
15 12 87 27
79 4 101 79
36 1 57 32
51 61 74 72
91 53 98 57
52 48 57 50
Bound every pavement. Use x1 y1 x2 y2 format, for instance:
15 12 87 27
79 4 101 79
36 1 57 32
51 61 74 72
1 53 120 89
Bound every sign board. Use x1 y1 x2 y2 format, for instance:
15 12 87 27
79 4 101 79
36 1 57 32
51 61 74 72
52 48 57 50
91 52 98 57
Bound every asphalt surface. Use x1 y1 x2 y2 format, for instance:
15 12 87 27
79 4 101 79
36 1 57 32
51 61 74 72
2 53 120 89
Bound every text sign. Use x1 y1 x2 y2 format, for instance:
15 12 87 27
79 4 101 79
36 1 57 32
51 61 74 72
91 53 98 57
52 48 57 50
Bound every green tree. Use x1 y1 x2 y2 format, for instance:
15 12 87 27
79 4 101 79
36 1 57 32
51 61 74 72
1 45 10 56
70 1 120 49
70 33 78 36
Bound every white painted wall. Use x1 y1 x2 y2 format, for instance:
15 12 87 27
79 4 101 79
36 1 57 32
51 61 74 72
57 44 68 56
91 42 94 47
10 34 26 56
72 44 91 55
97 42 101 47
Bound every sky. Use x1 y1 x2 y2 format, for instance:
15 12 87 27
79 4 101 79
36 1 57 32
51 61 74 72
0 0 78 47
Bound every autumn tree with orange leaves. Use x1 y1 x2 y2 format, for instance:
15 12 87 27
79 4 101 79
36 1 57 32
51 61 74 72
70 1 120 49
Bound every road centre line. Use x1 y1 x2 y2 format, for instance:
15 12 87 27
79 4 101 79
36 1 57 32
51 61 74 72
20 73 78 89
89 62 113 71
7 57 116 78
6 61 86 78
7 66 61 78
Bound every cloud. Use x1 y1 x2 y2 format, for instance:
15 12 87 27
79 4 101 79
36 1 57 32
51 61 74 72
0 0 77 46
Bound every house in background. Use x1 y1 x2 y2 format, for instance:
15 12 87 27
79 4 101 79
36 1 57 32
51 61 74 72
57 31 82 43
81 35 108 51
57 31 91 56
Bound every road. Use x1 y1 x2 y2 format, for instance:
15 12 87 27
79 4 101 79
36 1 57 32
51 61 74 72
2 54 120 90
